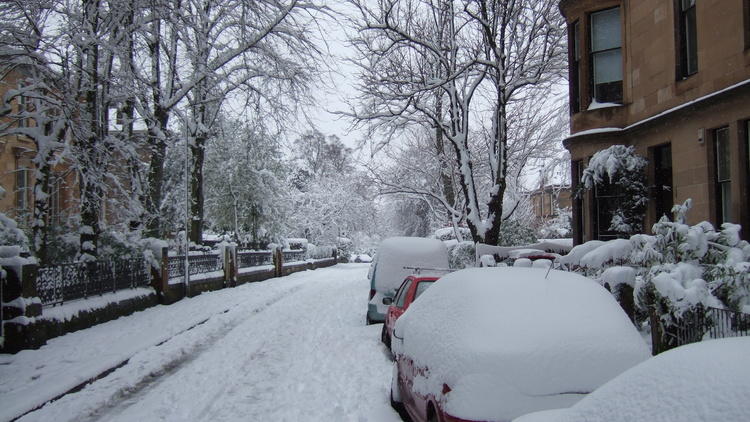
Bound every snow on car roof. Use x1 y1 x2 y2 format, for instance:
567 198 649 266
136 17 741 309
514 337 750 422
373 237 449 291
394 267 650 421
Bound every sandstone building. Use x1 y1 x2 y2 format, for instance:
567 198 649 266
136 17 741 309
559 0 750 243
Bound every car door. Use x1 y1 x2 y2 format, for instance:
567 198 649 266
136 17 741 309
386 278 413 337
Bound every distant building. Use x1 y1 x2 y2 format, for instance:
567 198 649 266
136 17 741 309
528 184 572 224
0 65 77 228
559 0 750 244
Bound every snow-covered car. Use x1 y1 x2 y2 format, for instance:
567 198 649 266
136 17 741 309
367 237 449 325
390 267 650 422
513 337 750 422
382 275 440 349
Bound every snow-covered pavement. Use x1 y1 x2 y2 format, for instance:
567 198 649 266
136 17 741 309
1 264 400 422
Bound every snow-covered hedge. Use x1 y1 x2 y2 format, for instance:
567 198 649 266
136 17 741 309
560 200 750 351
305 244 336 260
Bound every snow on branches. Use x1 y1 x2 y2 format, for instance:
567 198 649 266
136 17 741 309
580 145 648 235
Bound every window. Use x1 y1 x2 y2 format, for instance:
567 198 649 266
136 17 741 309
15 165 30 217
414 281 434 301
17 86 29 128
116 109 125 126
590 7 623 104
570 21 581 113
49 175 62 225
677 0 698 78
715 127 732 224
652 144 674 221
594 181 622 240
395 279 413 307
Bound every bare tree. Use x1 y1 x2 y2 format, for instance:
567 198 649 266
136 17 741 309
347 0 565 244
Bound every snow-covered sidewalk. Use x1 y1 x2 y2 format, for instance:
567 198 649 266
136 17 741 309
1 264 399 422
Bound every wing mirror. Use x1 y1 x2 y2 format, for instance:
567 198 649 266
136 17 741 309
382 297 393 305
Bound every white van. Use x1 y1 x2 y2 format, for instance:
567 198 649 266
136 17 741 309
366 237 450 324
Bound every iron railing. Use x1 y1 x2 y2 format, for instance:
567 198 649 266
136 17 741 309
37 258 150 306
283 249 305 263
237 251 273 268
673 306 750 347
167 253 222 279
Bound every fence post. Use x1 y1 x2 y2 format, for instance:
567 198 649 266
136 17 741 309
649 307 662 355
273 247 283 277
1 263 45 353
151 247 168 303
224 245 237 287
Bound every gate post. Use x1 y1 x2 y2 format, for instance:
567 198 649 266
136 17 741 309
1 263 45 353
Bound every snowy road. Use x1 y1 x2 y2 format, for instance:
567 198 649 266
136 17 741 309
5 264 401 422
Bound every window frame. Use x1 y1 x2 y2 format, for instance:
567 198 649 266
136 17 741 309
589 6 624 104
714 126 732 225
569 20 582 113
395 279 413 308
650 143 674 222
676 0 698 79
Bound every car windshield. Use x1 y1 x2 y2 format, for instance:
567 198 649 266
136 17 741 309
395 279 413 307
414 281 435 301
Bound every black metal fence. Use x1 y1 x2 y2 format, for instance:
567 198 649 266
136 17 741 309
237 251 273 268
283 249 305 263
673 306 750 347
38 258 150 306
167 254 222 280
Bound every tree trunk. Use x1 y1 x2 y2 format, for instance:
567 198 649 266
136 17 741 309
189 135 206 244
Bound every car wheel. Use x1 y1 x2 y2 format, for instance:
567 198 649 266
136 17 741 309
381 324 392 349
427 404 439 422
366 315 372 325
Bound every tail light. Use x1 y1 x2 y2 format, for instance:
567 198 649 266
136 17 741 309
369 289 376 300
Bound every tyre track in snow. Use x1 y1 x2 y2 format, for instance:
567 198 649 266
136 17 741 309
22 264 400 422
16 267 345 422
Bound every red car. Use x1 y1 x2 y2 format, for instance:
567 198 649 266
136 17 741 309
380 275 439 349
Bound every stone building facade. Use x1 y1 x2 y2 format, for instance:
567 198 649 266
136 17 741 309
559 0 750 244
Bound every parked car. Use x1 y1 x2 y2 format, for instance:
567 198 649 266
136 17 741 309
513 336 750 422
390 267 650 422
366 237 449 325
381 275 440 349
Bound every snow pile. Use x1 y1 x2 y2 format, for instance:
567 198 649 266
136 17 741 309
578 238 631 269
394 267 649 421
515 337 750 422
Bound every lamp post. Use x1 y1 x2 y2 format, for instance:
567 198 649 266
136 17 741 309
184 132 190 291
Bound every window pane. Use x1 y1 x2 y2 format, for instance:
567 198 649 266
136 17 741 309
681 0 696 10
685 6 698 74
591 8 621 52
414 281 434 300
593 49 623 84
716 128 730 181
396 280 412 307
720 182 732 222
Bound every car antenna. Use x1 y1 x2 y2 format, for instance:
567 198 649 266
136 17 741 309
545 261 553 279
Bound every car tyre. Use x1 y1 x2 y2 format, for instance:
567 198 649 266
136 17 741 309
381 324 392 349
366 315 372 325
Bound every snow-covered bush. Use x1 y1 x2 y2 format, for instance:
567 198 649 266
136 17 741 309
561 200 750 352
305 244 336 260
537 207 572 239
498 219 537 246
448 241 475 269
336 237 353 263
580 145 648 236
0 211 29 253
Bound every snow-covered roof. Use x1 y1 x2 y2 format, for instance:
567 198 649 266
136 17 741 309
372 237 449 291
514 337 750 422
394 267 649 421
